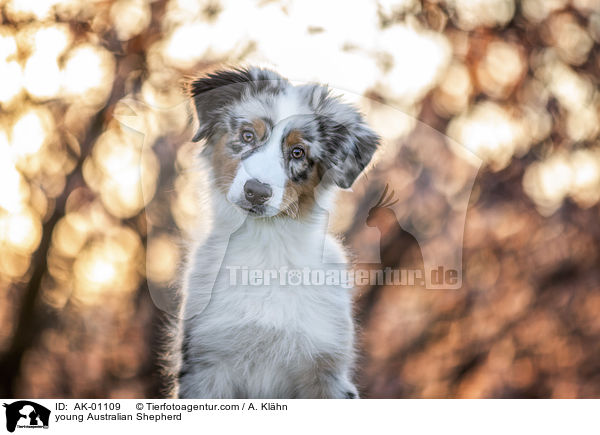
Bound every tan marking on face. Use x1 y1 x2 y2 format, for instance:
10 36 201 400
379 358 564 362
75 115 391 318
279 166 321 219
251 119 267 140
211 134 239 194
286 129 312 161
285 129 303 147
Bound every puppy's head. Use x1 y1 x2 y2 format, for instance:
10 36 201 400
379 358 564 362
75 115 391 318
190 67 380 218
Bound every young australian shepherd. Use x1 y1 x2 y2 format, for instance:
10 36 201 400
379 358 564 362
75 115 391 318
176 67 379 398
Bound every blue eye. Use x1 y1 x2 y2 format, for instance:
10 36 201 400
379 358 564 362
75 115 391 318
241 130 255 143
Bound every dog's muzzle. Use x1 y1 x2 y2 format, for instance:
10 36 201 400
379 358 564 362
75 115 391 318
244 179 272 205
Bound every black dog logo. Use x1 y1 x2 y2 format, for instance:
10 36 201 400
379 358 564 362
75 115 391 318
3 401 50 433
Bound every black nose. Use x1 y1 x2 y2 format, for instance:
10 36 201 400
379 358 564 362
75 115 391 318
244 179 272 205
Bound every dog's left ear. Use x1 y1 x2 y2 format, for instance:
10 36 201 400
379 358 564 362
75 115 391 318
315 91 380 189
189 68 255 142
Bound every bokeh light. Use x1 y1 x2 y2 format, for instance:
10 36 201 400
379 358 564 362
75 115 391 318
0 0 599 400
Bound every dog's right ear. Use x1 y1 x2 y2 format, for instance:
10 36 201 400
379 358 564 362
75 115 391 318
189 68 254 142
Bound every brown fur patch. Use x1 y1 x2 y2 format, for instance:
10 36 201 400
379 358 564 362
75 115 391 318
252 119 267 141
211 134 239 194
285 129 303 147
280 166 321 219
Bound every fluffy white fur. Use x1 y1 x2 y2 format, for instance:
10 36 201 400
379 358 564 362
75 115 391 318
178 192 358 398
175 67 379 399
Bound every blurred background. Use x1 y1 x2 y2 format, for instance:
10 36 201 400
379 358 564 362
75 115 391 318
1 0 600 398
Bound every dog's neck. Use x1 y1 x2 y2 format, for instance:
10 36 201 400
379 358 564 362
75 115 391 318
209 189 334 261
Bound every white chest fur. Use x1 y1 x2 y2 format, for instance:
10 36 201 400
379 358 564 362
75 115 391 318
178 197 358 398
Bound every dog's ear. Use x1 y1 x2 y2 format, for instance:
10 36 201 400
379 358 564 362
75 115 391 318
314 90 380 189
189 68 255 142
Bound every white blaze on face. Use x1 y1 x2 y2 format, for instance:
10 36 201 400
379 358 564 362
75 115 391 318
227 123 288 214
226 90 313 215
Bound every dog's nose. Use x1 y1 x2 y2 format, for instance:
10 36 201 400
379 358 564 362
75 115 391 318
244 179 272 205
